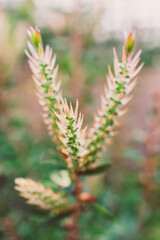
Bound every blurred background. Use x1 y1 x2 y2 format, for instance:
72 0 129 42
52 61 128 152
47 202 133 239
1 0 160 239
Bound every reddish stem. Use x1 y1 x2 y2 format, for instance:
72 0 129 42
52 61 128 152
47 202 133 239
65 173 82 240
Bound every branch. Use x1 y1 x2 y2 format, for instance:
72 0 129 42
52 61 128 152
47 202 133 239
86 32 143 164
15 178 72 214
25 26 61 144
54 98 88 171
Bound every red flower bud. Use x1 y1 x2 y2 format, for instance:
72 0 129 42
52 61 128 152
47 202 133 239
80 192 96 204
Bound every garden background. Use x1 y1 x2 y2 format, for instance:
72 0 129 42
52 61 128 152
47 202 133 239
1 0 160 239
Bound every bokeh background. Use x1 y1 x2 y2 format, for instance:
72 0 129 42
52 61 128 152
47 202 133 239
1 0 160 239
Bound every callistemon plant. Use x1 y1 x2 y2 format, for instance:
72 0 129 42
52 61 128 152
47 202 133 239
15 27 143 240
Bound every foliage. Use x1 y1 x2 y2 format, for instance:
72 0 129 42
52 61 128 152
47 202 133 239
1 1 160 240
14 24 142 240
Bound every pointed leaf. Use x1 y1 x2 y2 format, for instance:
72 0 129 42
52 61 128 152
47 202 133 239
77 162 111 176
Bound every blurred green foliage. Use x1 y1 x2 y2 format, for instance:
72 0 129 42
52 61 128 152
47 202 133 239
1 0 160 240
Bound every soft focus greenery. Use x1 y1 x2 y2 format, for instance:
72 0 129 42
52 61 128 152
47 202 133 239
1 1 160 239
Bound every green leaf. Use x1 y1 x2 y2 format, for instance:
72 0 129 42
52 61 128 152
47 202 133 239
77 162 111 176
93 203 115 220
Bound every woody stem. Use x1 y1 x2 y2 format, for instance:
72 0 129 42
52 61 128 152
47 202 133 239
65 173 82 240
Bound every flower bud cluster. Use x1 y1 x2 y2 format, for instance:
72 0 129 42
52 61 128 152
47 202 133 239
26 27 61 144
15 178 71 214
86 33 143 164
55 98 88 171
